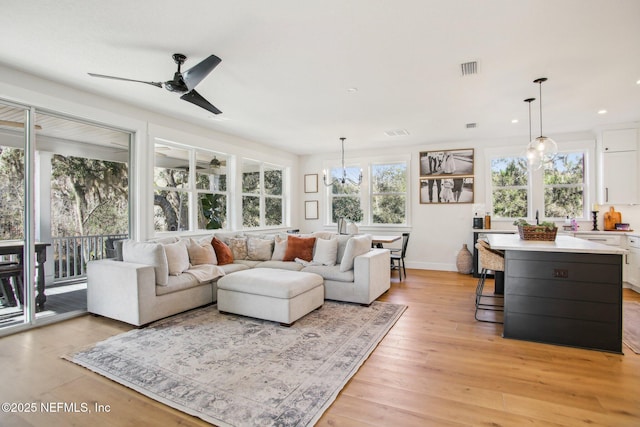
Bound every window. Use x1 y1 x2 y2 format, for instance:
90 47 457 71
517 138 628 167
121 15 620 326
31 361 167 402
154 142 228 232
326 158 409 226
490 156 529 219
488 145 590 221
371 163 407 224
241 159 285 228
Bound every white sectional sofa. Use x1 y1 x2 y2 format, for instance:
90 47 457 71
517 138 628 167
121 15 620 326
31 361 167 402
87 232 391 326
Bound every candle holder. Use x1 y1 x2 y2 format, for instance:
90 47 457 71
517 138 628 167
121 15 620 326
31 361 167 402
591 210 599 231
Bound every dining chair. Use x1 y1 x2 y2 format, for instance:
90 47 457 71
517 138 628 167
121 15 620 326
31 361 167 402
0 261 23 307
390 232 410 280
474 240 504 323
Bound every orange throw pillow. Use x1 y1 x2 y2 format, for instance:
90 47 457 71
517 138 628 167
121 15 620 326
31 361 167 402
211 237 234 265
283 235 316 262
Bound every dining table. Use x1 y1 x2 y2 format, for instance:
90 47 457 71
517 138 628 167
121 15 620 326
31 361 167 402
371 235 401 248
0 240 51 311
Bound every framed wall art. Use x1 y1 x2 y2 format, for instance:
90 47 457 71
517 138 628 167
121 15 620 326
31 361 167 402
419 148 474 177
305 200 319 220
419 176 475 204
304 174 318 193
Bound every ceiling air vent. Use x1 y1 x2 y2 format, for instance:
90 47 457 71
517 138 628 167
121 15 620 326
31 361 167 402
466 123 477 129
384 129 410 137
461 61 478 76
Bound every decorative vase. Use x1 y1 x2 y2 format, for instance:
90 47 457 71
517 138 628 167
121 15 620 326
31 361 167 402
337 218 348 234
346 222 359 235
456 243 473 274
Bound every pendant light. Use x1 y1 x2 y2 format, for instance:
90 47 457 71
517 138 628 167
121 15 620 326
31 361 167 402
323 137 363 186
526 77 557 168
524 97 543 170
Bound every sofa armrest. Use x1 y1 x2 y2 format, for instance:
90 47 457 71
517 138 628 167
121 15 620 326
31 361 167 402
353 248 391 304
87 259 156 326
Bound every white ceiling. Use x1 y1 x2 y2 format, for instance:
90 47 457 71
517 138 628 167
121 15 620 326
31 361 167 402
1 0 639 155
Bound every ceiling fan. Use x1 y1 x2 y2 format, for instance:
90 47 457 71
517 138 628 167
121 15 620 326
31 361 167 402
88 53 223 115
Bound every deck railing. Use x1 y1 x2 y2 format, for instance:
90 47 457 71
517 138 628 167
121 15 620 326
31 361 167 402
52 234 128 283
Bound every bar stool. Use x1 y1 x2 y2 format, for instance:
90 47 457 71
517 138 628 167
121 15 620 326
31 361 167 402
0 261 24 307
474 240 504 323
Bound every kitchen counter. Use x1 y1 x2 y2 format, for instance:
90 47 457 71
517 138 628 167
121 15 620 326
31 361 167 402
487 234 627 255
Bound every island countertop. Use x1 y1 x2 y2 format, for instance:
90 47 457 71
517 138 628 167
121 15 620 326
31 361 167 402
487 233 627 255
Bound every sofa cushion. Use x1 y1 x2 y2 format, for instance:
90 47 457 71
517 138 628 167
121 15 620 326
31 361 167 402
313 237 338 266
340 235 372 272
335 234 353 264
247 237 274 261
301 265 355 283
163 240 190 276
271 235 287 261
233 259 262 268
219 263 251 274
255 260 305 271
156 273 201 296
212 237 234 265
283 235 316 262
186 238 217 265
229 237 248 260
122 240 169 286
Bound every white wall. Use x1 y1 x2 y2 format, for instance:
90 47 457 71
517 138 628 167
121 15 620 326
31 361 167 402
298 130 640 272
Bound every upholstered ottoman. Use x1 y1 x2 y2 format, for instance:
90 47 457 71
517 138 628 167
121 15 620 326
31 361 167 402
217 268 324 326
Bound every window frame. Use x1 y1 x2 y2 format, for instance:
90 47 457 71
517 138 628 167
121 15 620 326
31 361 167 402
153 139 229 233
240 158 286 229
323 154 411 228
485 140 595 223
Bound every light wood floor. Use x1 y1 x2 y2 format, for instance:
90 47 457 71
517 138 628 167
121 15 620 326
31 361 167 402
1 270 639 427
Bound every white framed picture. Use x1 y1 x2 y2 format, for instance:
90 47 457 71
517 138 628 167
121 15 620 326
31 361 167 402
305 200 319 220
304 174 318 193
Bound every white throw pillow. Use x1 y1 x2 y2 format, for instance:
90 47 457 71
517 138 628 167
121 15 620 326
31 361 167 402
163 240 190 276
339 234 372 272
271 235 288 261
122 240 169 286
313 237 338 266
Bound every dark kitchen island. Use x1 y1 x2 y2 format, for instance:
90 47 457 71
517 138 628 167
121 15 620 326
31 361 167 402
487 234 626 353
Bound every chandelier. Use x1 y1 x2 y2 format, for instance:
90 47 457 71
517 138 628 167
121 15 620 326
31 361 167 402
323 137 362 186
526 77 557 169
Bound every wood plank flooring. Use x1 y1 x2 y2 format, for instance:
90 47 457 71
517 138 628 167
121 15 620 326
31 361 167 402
0 270 638 426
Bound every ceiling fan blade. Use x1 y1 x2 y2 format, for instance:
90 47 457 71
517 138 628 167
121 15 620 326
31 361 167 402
88 73 163 88
180 90 222 115
182 55 221 91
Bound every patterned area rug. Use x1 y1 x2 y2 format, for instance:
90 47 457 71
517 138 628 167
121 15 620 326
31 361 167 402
623 301 640 354
65 301 406 426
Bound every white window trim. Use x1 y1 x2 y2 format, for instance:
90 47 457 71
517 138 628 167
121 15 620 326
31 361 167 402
322 154 411 228
485 140 595 223
240 158 287 229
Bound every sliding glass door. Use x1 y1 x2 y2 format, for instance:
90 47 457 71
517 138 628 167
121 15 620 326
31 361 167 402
0 100 132 334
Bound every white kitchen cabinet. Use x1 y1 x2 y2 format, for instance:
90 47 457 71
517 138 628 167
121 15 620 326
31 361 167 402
601 128 639 205
627 235 640 287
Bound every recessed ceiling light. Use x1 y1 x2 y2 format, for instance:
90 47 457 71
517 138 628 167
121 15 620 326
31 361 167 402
636 79 640 85
597 109 608 115
347 87 358 93
511 119 519 124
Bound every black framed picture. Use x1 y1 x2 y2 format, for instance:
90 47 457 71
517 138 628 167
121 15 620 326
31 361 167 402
419 149 474 177
420 176 474 204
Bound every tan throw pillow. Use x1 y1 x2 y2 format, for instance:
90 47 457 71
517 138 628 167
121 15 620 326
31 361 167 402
187 238 217 265
313 237 338 266
122 240 169 286
283 235 316 262
271 235 287 261
247 237 274 261
340 234 372 272
228 237 248 260
163 240 190 276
